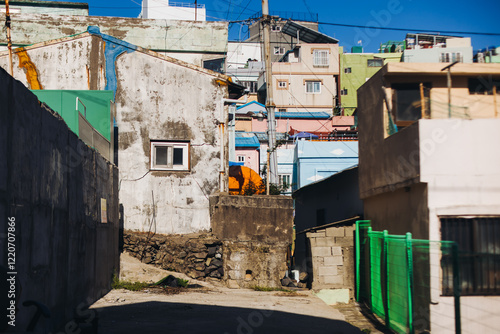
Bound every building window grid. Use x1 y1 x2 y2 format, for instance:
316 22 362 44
367 58 383 67
313 50 329 67
274 46 285 55
150 141 189 171
440 52 463 63
441 216 500 296
305 81 321 94
237 155 245 163
278 81 287 88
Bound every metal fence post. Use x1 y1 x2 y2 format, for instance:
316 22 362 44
406 232 414 334
383 230 390 327
452 242 461 334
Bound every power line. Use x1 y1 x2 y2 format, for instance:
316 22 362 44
317 21 500 36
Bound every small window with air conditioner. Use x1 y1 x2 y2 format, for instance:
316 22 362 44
150 141 190 171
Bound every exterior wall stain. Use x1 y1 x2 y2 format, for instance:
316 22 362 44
15 48 42 89
87 26 137 100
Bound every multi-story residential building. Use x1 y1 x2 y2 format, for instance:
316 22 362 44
226 42 263 101
339 46 402 116
245 12 319 63
270 42 339 114
402 33 473 63
357 62 500 334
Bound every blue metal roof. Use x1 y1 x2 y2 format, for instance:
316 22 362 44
262 111 331 119
235 132 260 148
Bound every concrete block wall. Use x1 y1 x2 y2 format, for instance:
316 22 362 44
306 225 355 299
0 68 119 332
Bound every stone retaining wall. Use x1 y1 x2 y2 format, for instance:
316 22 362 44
123 231 224 280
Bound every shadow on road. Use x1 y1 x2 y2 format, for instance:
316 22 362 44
93 301 364 334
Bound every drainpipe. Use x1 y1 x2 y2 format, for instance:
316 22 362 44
219 94 248 193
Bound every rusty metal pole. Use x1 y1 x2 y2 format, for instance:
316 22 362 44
5 0 14 76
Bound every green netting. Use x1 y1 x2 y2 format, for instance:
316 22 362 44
368 231 386 320
355 221 461 334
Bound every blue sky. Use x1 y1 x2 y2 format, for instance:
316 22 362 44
79 0 499 53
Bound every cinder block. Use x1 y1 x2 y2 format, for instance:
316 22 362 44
312 237 329 247
331 246 342 256
334 236 354 246
311 246 332 257
318 266 338 276
323 275 344 285
311 231 326 238
326 227 345 237
324 255 343 266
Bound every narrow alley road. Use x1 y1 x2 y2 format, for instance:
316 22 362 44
89 254 368 334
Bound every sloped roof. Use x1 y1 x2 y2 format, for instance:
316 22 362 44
282 20 338 44
235 132 260 148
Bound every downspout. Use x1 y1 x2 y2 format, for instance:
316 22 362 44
220 94 248 193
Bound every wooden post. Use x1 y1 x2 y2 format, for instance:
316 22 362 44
494 85 498 118
420 82 426 119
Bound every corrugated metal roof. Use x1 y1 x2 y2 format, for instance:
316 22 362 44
235 132 260 148
282 21 339 44
252 132 288 142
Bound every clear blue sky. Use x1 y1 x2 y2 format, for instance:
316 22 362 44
78 0 500 53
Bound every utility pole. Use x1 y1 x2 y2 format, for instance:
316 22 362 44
194 0 197 21
262 0 278 194
441 61 459 118
5 0 14 76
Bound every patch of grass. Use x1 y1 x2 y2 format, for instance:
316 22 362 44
112 275 150 291
177 278 189 288
250 285 296 293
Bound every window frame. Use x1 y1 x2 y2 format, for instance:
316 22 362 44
150 140 190 171
313 49 330 67
391 82 431 127
441 216 500 296
274 46 285 55
237 155 245 163
277 80 288 89
305 80 322 94
344 67 352 74
367 58 384 67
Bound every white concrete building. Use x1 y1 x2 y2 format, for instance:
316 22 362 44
0 28 243 234
140 0 206 21
357 62 500 334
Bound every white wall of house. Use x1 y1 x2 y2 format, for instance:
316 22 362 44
419 119 500 334
141 0 206 21
0 33 229 234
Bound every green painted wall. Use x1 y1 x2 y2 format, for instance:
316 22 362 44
32 90 114 140
339 47 401 115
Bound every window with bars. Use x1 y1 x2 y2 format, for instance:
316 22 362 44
441 216 500 295
440 52 463 63
150 141 190 171
313 49 329 67
367 58 383 67
305 81 321 94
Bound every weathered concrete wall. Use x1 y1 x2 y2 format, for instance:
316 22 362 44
305 225 355 300
209 195 294 288
294 167 363 273
0 32 230 235
0 13 228 65
123 232 224 280
0 68 119 332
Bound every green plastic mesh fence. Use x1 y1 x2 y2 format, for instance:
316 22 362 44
356 221 461 334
